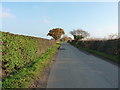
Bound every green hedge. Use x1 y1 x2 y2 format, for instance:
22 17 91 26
70 39 120 63
2 32 55 79
2 45 59 88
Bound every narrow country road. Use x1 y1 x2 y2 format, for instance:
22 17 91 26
47 43 118 88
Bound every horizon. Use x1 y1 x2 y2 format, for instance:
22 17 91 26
1 2 118 39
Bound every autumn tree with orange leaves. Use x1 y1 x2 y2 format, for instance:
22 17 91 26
47 28 65 41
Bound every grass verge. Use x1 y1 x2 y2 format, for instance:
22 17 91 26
2 43 60 88
70 43 120 64
76 46 119 64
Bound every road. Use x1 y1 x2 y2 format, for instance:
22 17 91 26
47 43 118 88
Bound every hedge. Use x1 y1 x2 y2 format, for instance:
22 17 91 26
69 39 120 63
1 31 56 79
2 44 59 88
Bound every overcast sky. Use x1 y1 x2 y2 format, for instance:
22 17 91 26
1 2 118 39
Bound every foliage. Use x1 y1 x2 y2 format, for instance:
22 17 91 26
74 35 83 41
70 29 89 40
69 39 120 63
78 47 119 63
2 32 55 79
47 28 65 41
2 45 59 88
60 35 72 42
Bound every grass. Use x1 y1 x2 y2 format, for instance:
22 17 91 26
2 31 56 78
2 44 60 88
77 46 119 63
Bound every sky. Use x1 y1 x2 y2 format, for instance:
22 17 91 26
1 2 118 39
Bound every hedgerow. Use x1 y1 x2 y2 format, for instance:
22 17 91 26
2 31 55 79
2 45 59 88
69 39 120 63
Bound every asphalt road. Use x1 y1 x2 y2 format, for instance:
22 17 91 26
47 43 118 88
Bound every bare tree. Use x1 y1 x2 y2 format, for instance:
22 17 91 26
70 29 90 40
107 33 118 40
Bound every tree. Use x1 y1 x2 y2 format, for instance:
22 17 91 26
70 29 89 40
47 28 65 41
107 33 118 40
60 35 72 42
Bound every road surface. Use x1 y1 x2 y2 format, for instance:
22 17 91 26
47 43 118 88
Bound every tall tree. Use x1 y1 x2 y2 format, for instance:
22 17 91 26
47 28 65 41
70 29 89 40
